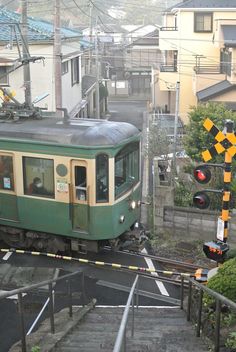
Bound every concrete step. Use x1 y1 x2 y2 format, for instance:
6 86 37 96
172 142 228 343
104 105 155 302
53 307 209 352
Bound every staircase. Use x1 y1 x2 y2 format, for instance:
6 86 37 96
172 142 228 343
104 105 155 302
52 307 209 352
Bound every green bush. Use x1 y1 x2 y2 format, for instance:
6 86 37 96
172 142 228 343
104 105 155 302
205 258 236 304
226 332 236 349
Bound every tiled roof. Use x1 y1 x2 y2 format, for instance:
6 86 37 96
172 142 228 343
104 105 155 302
0 8 83 43
169 0 236 10
197 80 236 101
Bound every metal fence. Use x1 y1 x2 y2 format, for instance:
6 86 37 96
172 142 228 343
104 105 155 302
0 270 86 352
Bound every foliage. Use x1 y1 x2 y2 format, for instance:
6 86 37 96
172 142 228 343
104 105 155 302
204 258 236 304
184 103 236 162
226 332 236 349
146 124 171 160
174 180 193 206
31 347 40 352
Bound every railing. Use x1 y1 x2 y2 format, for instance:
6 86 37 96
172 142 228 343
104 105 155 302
194 65 222 74
114 274 236 352
160 65 177 72
0 270 86 352
113 275 139 352
181 277 236 352
160 27 178 31
113 274 180 352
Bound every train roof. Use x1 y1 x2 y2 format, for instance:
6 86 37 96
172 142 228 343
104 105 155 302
0 117 140 147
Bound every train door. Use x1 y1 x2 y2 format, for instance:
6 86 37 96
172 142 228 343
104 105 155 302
0 154 18 221
71 161 88 232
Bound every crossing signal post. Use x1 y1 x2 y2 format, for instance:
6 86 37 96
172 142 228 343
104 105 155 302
193 118 236 263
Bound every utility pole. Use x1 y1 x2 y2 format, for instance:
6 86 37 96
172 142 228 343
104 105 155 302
54 0 62 114
95 19 100 119
172 81 180 185
88 2 93 74
21 0 32 106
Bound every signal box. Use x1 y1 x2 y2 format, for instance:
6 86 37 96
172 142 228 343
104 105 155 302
203 240 229 263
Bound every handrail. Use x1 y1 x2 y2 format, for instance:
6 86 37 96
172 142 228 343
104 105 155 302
0 270 82 300
181 276 236 352
0 269 86 352
113 275 139 352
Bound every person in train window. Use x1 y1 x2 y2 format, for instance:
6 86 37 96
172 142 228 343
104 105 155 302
29 177 50 196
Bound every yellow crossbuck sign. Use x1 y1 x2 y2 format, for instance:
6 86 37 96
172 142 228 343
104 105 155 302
202 118 236 162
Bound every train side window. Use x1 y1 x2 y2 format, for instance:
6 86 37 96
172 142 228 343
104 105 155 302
0 155 14 191
115 142 139 199
96 154 109 203
23 157 55 198
75 166 87 201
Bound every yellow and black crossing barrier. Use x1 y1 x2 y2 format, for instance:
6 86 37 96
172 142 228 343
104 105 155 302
0 248 208 282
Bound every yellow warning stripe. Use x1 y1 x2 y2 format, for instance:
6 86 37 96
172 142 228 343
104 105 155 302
0 248 208 280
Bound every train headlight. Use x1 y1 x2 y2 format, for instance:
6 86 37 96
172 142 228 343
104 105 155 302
119 215 125 223
130 200 136 210
137 200 141 207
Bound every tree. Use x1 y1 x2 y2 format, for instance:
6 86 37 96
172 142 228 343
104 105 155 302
184 103 236 162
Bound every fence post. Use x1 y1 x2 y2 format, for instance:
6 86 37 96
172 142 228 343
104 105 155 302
196 289 203 337
180 276 184 309
131 295 135 337
67 279 73 317
214 299 221 352
48 283 55 334
18 292 27 352
187 281 192 321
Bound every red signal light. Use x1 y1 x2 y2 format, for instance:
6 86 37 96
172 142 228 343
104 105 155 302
194 166 211 184
193 191 210 209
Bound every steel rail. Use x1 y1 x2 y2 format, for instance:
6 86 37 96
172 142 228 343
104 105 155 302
104 246 206 271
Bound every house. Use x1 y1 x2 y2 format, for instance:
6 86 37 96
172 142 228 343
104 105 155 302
0 8 95 118
123 25 161 97
154 0 236 123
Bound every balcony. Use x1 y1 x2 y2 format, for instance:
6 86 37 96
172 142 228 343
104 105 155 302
160 65 177 72
160 27 178 31
194 65 222 74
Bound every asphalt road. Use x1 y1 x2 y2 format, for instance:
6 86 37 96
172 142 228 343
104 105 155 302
108 99 147 130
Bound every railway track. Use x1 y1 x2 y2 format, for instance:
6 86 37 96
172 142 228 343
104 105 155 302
103 246 207 273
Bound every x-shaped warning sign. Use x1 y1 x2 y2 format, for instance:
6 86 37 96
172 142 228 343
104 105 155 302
202 118 236 162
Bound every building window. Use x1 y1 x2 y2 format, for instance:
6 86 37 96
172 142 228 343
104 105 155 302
0 66 9 85
115 142 139 199
0 155 14 191
62 61 68 75
194 12 213 32
23 157 55 198
71 56 80 85
220 50 232 76
96 154 109 203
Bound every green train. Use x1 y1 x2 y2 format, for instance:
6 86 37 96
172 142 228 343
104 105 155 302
0 115 145 253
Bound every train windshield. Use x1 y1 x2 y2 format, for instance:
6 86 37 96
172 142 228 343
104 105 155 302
115 142 139 199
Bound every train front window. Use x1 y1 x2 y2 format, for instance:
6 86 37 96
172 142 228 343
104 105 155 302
96 154 109 203
23 157 55 198
0 155 14 191
115 142 139 199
